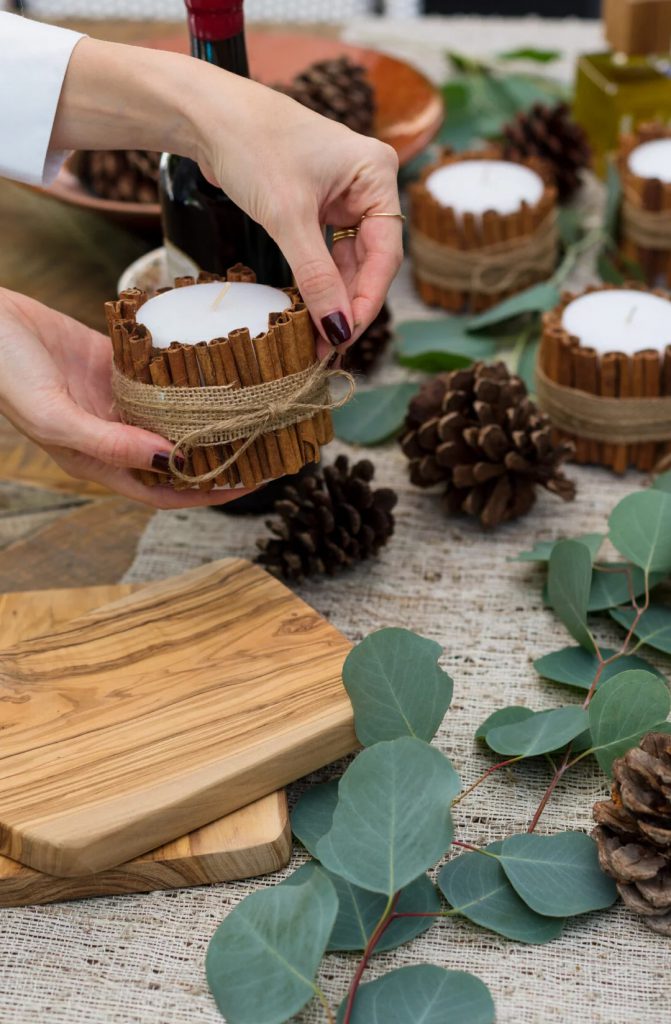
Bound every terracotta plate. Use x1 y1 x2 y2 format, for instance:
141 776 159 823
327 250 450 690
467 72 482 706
42 30 442 229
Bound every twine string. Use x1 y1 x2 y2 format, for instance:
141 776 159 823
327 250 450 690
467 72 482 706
112 358 355 485
536 364 671 444
410 211 558 295
622 194 671 251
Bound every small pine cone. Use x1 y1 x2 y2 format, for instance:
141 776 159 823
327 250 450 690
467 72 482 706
399 361 576 529
593 732 671 936
502 102 590 201
278 56 375 135
78 149 161 203
342 303 391 375
256 455 397 581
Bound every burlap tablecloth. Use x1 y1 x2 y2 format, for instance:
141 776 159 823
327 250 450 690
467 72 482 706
3 17 669 1024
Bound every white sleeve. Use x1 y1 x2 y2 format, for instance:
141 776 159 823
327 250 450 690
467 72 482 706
0 13 84 186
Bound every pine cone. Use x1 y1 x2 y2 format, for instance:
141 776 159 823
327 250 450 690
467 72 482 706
399 362 576 529
278 56 375 135
342 303 391 375
256 455 397 580
502 102 590 201
78 150 161 204
593 732 671 936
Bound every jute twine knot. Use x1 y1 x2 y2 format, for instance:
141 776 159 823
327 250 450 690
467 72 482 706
622 195 671 251
112 357 354 486
410 210 558 295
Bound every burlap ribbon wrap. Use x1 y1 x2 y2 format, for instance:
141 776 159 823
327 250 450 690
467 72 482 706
536 364 671 444
112 358 354 485
622 196 671 252
410 211 558 295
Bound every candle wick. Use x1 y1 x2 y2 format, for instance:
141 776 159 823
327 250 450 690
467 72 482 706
625 304 638 325
211 282 232 310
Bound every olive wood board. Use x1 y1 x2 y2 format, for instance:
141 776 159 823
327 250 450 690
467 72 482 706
0 559 354 877
0 585 291 906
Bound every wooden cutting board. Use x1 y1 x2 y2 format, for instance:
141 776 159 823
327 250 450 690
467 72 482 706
0 559 354 877
0 584 291 906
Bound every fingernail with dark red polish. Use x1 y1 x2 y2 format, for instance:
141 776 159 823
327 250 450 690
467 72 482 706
152 451 185 474
321 311 351 347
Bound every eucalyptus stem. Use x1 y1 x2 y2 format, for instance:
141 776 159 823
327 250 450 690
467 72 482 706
341 891 401 1024
452 755 524 807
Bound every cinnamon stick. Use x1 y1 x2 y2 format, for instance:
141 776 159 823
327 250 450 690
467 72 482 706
181 345 214 492
209 339 262 488
194 341 237 487
599 352 619 470
637 349 661 472
275 311 319 463
571 346 600 464
228 328 272 480
290 304 332 445
129 325 153 384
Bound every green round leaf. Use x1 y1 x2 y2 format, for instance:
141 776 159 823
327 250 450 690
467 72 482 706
466 282 560 331
336 965 495 1024
485 706 588 757
292 781 339 857
588 564 664 612
534 645 664 690
547 540 595 651
652 470 671 494
206 867 338 1024
395 318 496 371
316 737 460 895
610 604 671 654
609 490 671 573
438 842 564 943
498 832 617 917
511 533 604 564
332 382 419 446
587 669 671 775
343 628 453 746
475 706 534 740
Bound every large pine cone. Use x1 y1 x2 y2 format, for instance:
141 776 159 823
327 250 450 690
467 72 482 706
399 362 575 528
78 149 160 204
593 732 671 936
342 303 392 375
256 455 397 580
279 56 375 135
502 102 590 202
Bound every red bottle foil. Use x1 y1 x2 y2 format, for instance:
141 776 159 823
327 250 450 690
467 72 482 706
184 1 244 41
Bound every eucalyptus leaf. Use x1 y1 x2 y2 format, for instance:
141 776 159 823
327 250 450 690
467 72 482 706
547 539 595 651
438 842 564 943
467 283 560 331
534 645 664 690
588 564 665 612
475 705 534 739
316 737 460 895
395 318 496 371
511 532 604 563
611 604 671 654
342 628 453 746
557 208 584 247
516 336 540 395
332 382 419 445
588 669 671 774
485 706 588 757
603 161 621 240
497 47 561 63
609 490 671 573
336 965 495 1024
206 867 338 1024
497 832 617 916
292 781 339 858
652 470 671 494
597 250 625 285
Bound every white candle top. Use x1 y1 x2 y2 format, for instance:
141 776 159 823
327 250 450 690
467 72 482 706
561 289 671 355
424 160 544 217
627 139 671 184
136 282 291 349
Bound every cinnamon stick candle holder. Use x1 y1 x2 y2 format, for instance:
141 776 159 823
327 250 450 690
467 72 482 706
105 265 344 491
618 123 671 288
537 283 671 474
409 148 559 314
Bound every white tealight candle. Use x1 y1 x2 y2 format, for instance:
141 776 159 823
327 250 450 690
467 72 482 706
136 282 291 349
627 139 671 184
561 289 671 355
424 160 544 217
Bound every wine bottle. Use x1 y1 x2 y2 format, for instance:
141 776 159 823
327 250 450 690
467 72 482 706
160 0 292 286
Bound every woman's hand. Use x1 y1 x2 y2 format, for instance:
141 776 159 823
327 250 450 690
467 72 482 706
0 288 252 508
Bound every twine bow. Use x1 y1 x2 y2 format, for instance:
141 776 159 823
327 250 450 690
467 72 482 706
112 357 354 486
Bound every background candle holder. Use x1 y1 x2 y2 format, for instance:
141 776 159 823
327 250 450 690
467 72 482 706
618 123 671 288
537 284 671 474
408 149 558 314
105 266 334 492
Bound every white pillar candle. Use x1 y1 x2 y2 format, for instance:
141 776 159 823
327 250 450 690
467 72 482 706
136 282 291 349
627 139 671 184
561 289 671 355
424 160 544 217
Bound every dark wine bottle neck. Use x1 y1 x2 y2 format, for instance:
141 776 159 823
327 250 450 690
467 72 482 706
190 32 249 77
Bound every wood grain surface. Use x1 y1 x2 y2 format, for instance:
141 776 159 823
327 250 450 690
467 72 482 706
0 559 353 877
0 583 291 905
